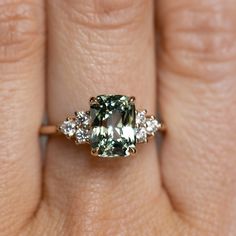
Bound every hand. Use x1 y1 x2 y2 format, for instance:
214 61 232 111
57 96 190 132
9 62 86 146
0 0 235 235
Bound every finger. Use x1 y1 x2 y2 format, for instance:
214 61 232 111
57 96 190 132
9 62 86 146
157 0 236 233
0 0 45 234
41 0 173 233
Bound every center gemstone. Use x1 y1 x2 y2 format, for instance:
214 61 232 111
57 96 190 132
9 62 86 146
90 95 136 158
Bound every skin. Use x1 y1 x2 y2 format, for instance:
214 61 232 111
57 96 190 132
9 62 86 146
0 0 236 235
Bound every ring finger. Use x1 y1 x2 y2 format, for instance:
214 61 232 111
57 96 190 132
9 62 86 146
40 1 170 235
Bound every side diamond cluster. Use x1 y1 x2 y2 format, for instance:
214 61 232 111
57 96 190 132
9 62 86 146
59 111 90 144
136 110 162 143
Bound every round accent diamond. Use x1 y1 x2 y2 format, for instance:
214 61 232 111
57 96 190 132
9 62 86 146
136 127 147 143
60 120 76 137
136 111 146 126
75 128 90 144
75 111 90 126
146 118 160 135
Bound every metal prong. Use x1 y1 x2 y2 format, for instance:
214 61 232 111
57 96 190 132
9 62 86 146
159 123 166 132
75 140 87 145
90 97 96 102
129 96 135 103
91 148 99 156
136 109 147 114
66 134 73 139
147 133 155 137
58 125 62 132
129 147 136 155
150 115 156 120
74 111 80 117
66 117 73 121
90 97 99 105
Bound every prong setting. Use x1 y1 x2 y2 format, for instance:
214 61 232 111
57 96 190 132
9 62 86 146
129 96 135 103
90 97 99 106
91 148 99 156
129 147 136 155
57 95 164 158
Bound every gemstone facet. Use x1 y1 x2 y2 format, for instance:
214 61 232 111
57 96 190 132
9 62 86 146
90 95 136 157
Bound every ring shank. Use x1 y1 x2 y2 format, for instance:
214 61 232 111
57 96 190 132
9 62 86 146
40 125 59 135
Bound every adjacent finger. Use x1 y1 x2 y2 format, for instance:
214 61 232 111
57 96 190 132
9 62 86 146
0 0 45 234
157 0 236 233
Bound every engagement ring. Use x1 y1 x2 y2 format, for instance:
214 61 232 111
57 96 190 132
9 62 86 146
40 95 165 158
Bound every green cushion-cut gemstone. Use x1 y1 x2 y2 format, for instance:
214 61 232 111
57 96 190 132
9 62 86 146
90 95 136 157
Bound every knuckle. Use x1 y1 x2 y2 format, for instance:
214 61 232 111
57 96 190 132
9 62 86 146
161 5 236 80
57 0 150 30
0 1 45 63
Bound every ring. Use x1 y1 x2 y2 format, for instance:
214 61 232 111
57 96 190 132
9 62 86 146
40 95 165 158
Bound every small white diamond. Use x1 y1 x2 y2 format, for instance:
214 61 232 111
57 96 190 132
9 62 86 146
136 111 146 126
75 111 90 126
60 120 76 137
146 118 160 135
75 128 90 144
136 127 147 143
